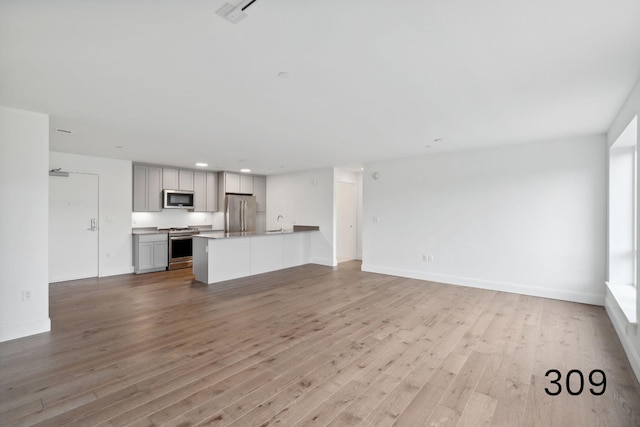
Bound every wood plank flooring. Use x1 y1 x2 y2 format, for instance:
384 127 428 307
1 261 639 426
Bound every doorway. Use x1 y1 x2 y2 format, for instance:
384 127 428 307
337 181 356 263
49 172 99 282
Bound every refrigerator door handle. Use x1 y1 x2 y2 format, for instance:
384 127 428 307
240 200 243 231
243 200 247 231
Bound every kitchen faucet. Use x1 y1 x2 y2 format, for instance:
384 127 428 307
277 215 283 231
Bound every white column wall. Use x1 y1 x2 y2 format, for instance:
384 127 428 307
0 105 50 342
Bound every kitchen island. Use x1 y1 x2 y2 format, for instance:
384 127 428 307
192 227 319 284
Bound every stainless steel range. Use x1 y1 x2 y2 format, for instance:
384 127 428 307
160 227 200 270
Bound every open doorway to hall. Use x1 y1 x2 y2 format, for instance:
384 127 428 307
335 167 363 264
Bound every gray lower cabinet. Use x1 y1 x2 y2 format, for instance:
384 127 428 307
134 234 168 274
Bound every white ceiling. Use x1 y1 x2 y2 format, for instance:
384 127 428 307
1 0 639 175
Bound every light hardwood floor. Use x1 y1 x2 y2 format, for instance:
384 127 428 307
1 261 639 426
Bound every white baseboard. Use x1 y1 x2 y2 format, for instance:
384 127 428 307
605 291 640 384
100 266 135 277
0 317 51 343
311 257 337 267
361 264 605 306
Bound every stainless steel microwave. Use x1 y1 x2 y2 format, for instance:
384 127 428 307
163 190 195 209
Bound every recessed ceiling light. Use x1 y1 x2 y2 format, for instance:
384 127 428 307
240 168 251 173
278 72 290 79
195 162 208 167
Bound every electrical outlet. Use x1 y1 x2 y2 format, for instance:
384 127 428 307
427 254 434 262
22 289 32 301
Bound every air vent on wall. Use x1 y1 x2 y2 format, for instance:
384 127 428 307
49 168 69 177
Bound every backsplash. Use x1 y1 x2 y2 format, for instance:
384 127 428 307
132 211 225 229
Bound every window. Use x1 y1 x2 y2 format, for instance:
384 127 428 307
608 115 638 323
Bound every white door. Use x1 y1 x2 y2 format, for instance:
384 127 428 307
49 172 99 282
337 181 356 263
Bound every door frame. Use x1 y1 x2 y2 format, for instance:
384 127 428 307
336 180 357 263
48 171 100 282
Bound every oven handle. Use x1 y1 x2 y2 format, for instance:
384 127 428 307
169 235 194 240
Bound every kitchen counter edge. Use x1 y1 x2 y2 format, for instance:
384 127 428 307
195 228 319 240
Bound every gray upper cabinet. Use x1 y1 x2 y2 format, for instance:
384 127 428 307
162 168 179 190
220 172 255 195
240 174 254 194
254 175 266 213
133 165 162 212
163 168 195 191
134 163 219 212
206 172 218 212
194 171 218 212
225 172 241 193
218 172 264 214
193 171 207 212
178 170 194 191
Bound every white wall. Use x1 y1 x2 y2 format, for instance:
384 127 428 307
50 152 134 277
335 168 363 260
605 78 640 383
267 168 335 266
0 106 50 342
362 135 607 305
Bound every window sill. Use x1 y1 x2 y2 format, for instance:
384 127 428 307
606 282 637 324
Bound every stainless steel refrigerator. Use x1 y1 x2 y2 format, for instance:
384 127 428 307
225 195 257 232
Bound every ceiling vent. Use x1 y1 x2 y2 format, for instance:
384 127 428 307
216 0 259 24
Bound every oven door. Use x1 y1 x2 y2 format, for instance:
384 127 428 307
169 235 193 263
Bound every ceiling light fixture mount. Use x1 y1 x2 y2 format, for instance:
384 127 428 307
216 0 260 24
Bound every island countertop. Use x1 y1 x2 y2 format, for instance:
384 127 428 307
192 226 319 284
195 225 319 240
